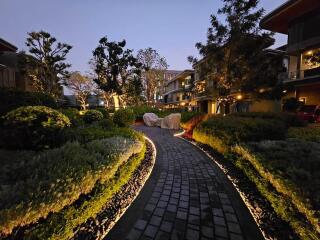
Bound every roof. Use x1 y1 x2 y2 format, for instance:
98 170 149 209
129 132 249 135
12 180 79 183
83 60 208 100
260 0 320 34
0 38 18 52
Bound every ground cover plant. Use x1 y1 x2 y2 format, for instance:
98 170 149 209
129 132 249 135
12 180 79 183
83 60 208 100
192 113 320 239
0 136 144 236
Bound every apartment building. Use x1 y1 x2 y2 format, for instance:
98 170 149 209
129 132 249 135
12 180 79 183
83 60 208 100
261 0 320 105
0 38 35 91
163 70 194 110
155 70 182 104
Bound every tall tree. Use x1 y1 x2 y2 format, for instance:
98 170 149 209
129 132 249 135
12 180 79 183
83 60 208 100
23 31 72 98
190 0 284 100
137 48 168 104
92 36 142 109
64 71 95 110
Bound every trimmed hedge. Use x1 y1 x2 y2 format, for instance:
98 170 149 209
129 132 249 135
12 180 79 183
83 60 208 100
192 115 320 239
288 127 320 143
233 140 320 239
113 108 135 127
0 106 71 150
0 136 144 237
230 112 306 127
83 110 104 124
23 138 146 240
193 116 286 154
59 108 84 127
0 89 57 116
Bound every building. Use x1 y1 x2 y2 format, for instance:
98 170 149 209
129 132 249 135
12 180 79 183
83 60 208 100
261 0 320 105
163 70 194 109
0 38 35 91
155 70 182 104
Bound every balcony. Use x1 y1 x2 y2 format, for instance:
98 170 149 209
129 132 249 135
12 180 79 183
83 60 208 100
285 67 320 82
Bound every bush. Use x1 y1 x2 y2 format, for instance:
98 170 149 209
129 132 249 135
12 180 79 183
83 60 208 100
59 108 84 127
0 136 145 236
288 127 320 143
83 110 103 124
0 89 57 116
193 116 286 153
113 108 135 127
230 112 306 127
95 107 110 118
233 140 320 239
0 106 70 150
283 97 303 112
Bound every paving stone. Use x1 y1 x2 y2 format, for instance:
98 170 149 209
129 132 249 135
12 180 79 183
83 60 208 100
167 204 177 213
230 233 244 240
134 219 147 230
190 206 200 216
201 226 214 238
215 225 228 238
214 216 226 226
154 208 165 217
225 213 238 223
160 220 173 233
186 229 200 240
150 215 162 226
157 200 168 208
155 230 171 240
212 208 224 217
144 225 158 238
144 203 156 212
126 228 142 240
227 222 242 234
176 210 188 220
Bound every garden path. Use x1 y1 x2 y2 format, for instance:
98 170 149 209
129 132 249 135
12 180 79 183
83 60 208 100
106 126 263 240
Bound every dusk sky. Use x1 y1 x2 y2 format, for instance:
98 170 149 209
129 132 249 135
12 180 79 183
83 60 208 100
1 0 287 73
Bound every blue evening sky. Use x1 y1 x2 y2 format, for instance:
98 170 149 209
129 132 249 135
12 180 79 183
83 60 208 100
1 0 287 72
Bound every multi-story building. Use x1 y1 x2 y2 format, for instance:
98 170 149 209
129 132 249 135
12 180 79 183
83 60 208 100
163 70 194 110
155 70 182 104
261 0 320 105
0 38 35 91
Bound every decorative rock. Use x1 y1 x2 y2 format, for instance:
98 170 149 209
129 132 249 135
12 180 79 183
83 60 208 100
143 113 159 127
161 113 181 130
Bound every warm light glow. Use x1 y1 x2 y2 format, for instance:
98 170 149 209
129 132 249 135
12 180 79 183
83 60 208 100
283 90 287 93
236 94 243 100
180 102 186 106
79 110 86 115
259 88 265 93
306 50 313 56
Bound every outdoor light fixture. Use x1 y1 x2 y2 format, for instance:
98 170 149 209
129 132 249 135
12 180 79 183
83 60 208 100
236 94 243 100
283 90 287 93
306 50 313 56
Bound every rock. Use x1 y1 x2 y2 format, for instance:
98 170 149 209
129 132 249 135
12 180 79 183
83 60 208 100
161 113 181 129
143 113 159 127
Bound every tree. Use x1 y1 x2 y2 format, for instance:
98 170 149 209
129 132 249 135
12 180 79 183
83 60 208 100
92 36 142 109
22 31 72 98
137 48 168 105
189 0 284 100
64 72 95 110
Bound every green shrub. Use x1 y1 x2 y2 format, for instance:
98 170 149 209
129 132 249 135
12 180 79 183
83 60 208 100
233 140 320 239
0 136 145 236
180 112 208 132
193 116 286 153
0 106 70 150
288 127 320 142
0 89 57 115
283 97 303 112
230 112 306 127
98 118 115 130
113 108 135 127
95 107 110 118
83 110 103 124
59 108 84 127
62 125 139 144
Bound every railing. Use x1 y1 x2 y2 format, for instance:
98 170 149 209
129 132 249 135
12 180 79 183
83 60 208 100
286 67 320 81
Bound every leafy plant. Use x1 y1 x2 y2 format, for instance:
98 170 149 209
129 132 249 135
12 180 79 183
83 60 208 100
83 110 103 124
0 106 70 150
113 108 135 127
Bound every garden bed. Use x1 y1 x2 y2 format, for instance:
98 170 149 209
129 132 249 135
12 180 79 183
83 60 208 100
190 114 320 240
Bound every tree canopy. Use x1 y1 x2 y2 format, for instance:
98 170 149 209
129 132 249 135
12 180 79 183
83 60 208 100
23 31 72 98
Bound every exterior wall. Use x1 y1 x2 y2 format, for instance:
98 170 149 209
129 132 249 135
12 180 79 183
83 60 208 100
296 84 320 105
0 67 16 88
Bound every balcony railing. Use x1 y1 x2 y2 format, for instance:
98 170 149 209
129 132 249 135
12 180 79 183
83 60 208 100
287 67 320 81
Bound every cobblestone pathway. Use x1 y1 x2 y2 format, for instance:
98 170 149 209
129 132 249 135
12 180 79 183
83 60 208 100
106 126 263 240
